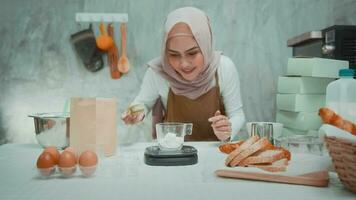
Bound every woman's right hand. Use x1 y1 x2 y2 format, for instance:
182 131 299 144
121 110 145 125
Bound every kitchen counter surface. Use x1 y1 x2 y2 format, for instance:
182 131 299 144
0 142 354 200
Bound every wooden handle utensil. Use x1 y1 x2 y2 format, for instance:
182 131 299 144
107 24 121 79
117 23 130 74
215 169 329 187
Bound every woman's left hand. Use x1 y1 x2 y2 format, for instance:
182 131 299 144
208 110 231 141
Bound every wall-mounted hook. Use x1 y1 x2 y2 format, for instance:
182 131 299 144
75 13 128 23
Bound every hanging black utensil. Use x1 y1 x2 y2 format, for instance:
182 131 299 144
70 24 103 72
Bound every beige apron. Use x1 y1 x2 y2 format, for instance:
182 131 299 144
165 74 225 141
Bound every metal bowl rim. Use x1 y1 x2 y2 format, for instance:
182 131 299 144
28 112 70 118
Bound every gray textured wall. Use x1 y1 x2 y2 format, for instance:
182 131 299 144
1 0 356 144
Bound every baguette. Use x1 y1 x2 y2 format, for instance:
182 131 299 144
319 107 356 135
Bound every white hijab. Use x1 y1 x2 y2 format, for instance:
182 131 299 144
148 6 222 100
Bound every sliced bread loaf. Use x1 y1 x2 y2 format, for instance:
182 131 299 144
229 138 270 167
219 140 244 154
249 158 289 172
239 149 286 166
225 135 260 166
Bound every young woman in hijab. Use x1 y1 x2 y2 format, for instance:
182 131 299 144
122 7 245 141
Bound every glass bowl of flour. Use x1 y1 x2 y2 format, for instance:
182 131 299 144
156 123 193 151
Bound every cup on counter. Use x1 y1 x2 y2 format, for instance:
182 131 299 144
156 122 193 151
246 122 283 144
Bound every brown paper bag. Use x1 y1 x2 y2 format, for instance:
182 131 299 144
70 97 117 157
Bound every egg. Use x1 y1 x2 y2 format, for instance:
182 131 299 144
64 146 78 159
58 151 77 168
79 150 98 177
58 151 77 177
79 151 98 167
37 152 56 169
43 146 60 164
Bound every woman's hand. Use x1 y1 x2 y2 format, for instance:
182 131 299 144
208 110 231 141
121 109 145 125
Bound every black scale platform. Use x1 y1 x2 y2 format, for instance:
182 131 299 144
144 145 198 166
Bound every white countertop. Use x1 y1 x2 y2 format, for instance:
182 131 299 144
0 142 354 200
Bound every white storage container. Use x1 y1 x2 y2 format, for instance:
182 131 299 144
326 69 356 123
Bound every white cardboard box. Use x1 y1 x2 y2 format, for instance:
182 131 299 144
282 127 319 136
287 58 348 78
276 93 325 112
277 76 334 94
276 110 322 131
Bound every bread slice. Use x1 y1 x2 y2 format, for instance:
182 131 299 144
239 149 286 166
249 158 288 172
229 138 270 167
219 140 244 154
225 135 260 166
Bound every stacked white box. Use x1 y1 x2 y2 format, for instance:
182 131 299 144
286 58 348 78
276 58 348 136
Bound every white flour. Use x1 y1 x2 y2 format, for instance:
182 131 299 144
158 132 184 149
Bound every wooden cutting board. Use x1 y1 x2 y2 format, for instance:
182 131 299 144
215 169 329 187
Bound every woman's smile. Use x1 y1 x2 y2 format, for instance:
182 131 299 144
181 67 196 74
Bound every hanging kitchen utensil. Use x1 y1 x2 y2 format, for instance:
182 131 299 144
70 24 104 72
96 22 114 51
107 23 121 79
117 23 130 74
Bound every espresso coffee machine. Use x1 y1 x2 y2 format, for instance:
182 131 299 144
287 25 356 70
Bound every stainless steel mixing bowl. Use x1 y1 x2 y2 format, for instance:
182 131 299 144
28 113 70 149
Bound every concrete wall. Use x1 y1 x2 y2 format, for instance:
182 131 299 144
1 0 355 144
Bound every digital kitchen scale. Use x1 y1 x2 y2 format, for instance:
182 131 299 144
144 145 198 166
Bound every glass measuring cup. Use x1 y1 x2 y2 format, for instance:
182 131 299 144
155 123 193 151
250 122 274 144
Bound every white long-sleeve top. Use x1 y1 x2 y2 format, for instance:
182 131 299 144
132 55 246 140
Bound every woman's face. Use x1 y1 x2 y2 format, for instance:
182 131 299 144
166 23 204 81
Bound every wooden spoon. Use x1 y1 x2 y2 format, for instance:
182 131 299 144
107 23 121 79
117 23 130 74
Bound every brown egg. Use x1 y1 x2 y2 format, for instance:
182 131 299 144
79 151 98 167
64 147 77 159
37 152 56 169
43 146 60 164
58 151 77 168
